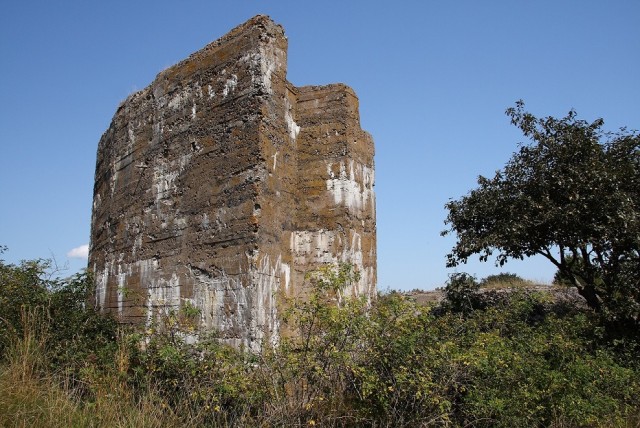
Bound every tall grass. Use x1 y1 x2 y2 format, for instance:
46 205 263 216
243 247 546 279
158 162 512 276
0 308 181 428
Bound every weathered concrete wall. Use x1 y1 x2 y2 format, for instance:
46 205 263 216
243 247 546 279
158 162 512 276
89 15 376 351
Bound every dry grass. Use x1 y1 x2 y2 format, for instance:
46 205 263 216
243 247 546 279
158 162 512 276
479 277 538 290
0 350 189 428
0 309 182 428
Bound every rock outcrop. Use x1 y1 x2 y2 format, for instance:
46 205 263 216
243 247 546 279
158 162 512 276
89 15 376 350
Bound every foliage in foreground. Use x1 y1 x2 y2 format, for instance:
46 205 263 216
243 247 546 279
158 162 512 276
1 254 639 427
442 102 640 327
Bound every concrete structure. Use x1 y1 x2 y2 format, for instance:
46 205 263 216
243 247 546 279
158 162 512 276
89 15 376 350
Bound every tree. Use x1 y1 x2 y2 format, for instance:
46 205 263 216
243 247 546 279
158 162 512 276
442 101 640 325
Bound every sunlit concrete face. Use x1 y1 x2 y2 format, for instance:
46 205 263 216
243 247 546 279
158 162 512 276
89 15 376 351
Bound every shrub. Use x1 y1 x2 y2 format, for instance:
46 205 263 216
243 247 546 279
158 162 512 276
442 272 481 314
0 254 48 357
479 272 528 288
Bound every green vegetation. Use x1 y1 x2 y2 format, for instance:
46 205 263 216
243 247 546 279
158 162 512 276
479 272 531 289
443 102 639 328
1 253 639 427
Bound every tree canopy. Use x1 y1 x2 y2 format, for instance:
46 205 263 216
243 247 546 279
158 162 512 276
442 101 640 325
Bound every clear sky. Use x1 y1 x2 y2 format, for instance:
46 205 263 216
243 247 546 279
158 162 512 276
1 1 638 290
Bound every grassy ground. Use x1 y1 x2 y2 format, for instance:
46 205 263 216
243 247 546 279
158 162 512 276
1 264 638 427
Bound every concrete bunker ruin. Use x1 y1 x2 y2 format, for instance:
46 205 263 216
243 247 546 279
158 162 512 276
89 15 376 350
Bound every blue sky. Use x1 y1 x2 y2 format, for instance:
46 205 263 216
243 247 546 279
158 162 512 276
1 1 638 290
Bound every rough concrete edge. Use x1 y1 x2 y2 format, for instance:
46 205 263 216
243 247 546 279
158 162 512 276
116 15 284 109
297 83 358 100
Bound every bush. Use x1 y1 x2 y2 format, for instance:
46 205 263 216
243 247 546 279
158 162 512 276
442 272 481 314
0 254 48 357
479 272 528 288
